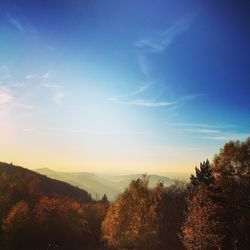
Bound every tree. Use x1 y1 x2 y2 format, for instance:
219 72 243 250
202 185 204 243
2 201 32 249
33 196 90 248
182 160 223 249
212 138 250 249
182 138 250 250
101 194 109 204
102 176 162 250
157 181 188 250
181 185 223 250
190 160 214 186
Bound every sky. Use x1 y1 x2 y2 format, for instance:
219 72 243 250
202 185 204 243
0 0 249 174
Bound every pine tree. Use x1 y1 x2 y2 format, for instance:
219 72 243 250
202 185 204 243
190 160 214 186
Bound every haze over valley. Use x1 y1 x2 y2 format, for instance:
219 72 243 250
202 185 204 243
35 167 176 200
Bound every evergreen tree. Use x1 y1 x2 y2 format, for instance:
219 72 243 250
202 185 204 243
101 194 108 204
190 160 214 186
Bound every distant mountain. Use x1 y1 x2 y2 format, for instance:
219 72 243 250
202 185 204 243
0 162 92 203
35 168 175 200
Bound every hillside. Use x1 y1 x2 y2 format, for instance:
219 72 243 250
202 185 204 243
0 162 108 249
36 168 175 200
0 162 92 203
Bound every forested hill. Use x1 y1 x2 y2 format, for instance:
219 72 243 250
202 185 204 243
0 161 92 203
0 161 108 249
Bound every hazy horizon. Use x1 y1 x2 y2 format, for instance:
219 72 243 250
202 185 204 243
34 165 191 178
0 0 249 174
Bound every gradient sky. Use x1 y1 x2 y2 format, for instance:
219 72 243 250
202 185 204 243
0 0 249 174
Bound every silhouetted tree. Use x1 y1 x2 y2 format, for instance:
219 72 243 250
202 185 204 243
101 194 109 203
190 160 214 186
157 181 188 250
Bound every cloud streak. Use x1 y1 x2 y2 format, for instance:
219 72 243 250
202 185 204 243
25 74 36 79
168 122 236 130
7 14 24 32
124 17 195 109
108 82 177 108
108 97 177 107
198 133 250 141
135 18 191 53
167 122 249 141
42 83 63 89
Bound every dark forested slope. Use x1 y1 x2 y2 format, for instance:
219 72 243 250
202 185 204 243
0 161 92 203
0 162 108 250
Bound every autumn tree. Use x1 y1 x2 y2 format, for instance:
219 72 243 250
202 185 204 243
181 160 223 250
33 196 90 248
182 138 250 249
181 185 223 250
212 138 250 249
102 176 163 250
2 201 32 249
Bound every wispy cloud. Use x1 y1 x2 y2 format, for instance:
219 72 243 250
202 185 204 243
42 83 63 89
108 86 201 109
128 83 152 97
151 145 198 152
199 136 232 141
184 129 221 133
0 88 35 111
167 122 249 141
26 71 55 80
135 18 191 53
168 122 236 130
53 92 65 105
112 83 152 99
129 18 195 109
1 81 25 88
7 14 24 32
138 56 151 79
180 93 205 101
0 89 13 105
198 133 250 141
25 74 37 79
107 82 176 108
108 97 177 107
14 103 35 110
43 71 55 79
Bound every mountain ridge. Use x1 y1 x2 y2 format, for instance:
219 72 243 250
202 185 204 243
35 167 175 200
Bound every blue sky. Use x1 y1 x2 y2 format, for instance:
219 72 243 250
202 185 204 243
0 0 249 173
